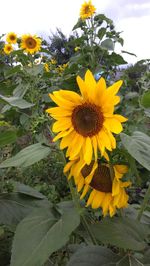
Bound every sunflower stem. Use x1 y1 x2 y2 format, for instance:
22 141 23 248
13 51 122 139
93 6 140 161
137 182 150 221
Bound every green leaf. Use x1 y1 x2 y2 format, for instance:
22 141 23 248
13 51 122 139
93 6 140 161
90 217 149 251
0 94 34 109
0 192 49 225
101 39 114 50
72 19 86 30
10 203 80 266
120 131 150 171
121 50 137 57
4 65 21 78
109 52 127 65
97 27 106 40
67 246 121 266
0 143 51 168
141 90 150 108
13 182 46 199
0 130 17 147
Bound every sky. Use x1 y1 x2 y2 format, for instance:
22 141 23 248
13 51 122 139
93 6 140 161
1 0 150 64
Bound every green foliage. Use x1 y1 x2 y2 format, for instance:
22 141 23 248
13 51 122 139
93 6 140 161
121 131 150 171
90 216 149 251
0 143 51 168
11 202 80 266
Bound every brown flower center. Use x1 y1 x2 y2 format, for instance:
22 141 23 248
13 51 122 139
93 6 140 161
10 35 16 41
84 6 90 14
82 162 113 193
25 37 36 49
71 103 104 137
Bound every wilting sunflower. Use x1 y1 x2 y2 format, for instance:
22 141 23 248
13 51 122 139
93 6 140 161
64 159 131 217
6 32 17 44
46 69 127 166
20 34 41 54
80 1 96 20
3 44 13 55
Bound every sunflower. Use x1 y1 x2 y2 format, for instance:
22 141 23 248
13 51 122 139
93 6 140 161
80 1 96 20
46 69 127 166
64 159 131 217
20 34 41 54
3 44 13 55
6 32 17 44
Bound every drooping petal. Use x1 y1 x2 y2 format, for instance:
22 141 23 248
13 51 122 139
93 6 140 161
83 137 93 165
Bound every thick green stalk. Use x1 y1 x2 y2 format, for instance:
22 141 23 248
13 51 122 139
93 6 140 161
137 182 150 221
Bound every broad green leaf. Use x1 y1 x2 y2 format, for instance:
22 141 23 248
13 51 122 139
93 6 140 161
141 90 150 108
13 83 29 98
13 182 46 199
90 217 149 251
24 64 43 76
11 203 80 266
0 94 34 109
97 27 106 40
101 39 114 50
0 192 49 225
0 130 17 147
4 65 21 78
67 246 121 266
120 131 150 171
0 143 51 168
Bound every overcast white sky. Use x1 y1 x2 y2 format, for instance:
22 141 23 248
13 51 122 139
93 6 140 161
1 0 150 64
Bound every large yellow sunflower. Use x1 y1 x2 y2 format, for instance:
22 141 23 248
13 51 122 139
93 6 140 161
46 69 127 166
64 159 131 217
6 32 17 44
3 44 13 55
20 34 41 54
80 1 96 20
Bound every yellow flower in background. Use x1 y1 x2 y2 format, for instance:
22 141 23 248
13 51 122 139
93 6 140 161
46 69 127 166
44 63 49 72
65 160 131 217
75 46 80 52
6 32 17 44
3 44 13 55
20 34 41 54
50 58 57 65
56 63 68 74
80 1 96 20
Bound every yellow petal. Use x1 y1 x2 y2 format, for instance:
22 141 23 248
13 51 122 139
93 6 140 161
69 134 84 160
63 160 75 173
52 118 72 132
115 165 128 174
83 137 93 165
80 184 89 199
106 80 123 96
84 69 96 101
113 114 128 122
98 129 112 151
92 191 105 209
76 75 88 100
60 130 76 149
92 136 98 161
86 189 97 207
58 90 83 104
95 77 106 106
112 179 121 196
77 178 85 192
104 117 123 134
49 92 75 108
53 127 74 142
46 106 72 116
101 193 112 216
